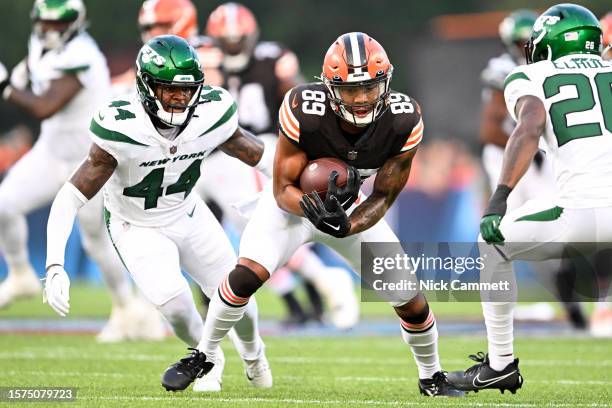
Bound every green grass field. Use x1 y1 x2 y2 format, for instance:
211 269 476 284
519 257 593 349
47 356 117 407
0 286 610 407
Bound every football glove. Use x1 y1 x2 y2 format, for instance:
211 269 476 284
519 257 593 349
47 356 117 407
480 214 504 243
300 192 351 238
326 166 361 210
43 265 70 317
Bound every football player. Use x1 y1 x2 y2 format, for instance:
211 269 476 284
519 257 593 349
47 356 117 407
481 9 588 328
0 0 164 342
198 2 358 329
112 0 223 94
44 35 273 392
162 32 465 397
448 4 612 393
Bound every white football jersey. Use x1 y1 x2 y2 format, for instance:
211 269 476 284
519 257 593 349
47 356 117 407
90 86 238 227
28 31 110 161
481 53 519 139
504 54 612 208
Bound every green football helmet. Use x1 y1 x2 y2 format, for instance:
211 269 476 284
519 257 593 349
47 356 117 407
31 0 86 50
526 3 603 64
136 35 204 127
499 9 538 62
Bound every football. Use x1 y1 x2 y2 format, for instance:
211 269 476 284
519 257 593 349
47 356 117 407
299 157 349 200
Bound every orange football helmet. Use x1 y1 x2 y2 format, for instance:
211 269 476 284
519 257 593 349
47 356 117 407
138 0 198 43
206 2 259 72
322 32 393 127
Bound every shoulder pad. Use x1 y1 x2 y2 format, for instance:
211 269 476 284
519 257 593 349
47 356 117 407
481 53 517 90
388 92 424 153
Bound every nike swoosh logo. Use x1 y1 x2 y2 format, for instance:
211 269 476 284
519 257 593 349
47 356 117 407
340 197 352 207
323 221 340 231
291 94 299 109
187 205 196 218
98 112 105 120
472 370 517 388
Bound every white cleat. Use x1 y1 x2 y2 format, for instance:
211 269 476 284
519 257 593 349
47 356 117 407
193 347 224 392
96 298 167 343
244 353 273 389
514 302 555 322
0 265 41 309
314 267 359 330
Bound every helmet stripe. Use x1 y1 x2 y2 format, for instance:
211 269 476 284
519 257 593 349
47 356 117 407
225 3 239 37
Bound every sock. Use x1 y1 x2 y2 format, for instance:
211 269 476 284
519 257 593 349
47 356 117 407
229 297 265 361
399 309 441 379
158 288 203 347
0 212 30 269
482 301 515 371
197 275 250 359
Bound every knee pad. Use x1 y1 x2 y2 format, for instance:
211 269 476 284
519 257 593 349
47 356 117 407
227 264 264 298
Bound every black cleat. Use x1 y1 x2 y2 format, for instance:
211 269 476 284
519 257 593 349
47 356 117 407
418 371 466 397
161 348 214 391
447 352 523 394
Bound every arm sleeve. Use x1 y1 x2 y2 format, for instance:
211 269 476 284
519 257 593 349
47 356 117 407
46 182 88 269
254 136 276 178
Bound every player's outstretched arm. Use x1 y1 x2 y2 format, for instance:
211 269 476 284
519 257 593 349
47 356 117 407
44 144 117 316
218 126 275 177
3 73 81 120
348 148 417 235
273 133 309 216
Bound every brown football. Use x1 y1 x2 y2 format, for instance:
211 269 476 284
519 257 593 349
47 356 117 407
299 157 349 201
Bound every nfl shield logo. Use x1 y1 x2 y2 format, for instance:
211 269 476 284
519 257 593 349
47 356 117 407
170 146 177 154
347 150 358 161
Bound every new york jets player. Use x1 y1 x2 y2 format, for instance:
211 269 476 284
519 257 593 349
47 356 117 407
44 35 273 392
0 0 163 342
449 4 612 394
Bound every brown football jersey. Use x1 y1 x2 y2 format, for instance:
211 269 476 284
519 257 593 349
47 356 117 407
279 82 423 179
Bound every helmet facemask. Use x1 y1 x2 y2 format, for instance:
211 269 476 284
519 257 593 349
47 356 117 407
31 0 86 50
324 68 392 127
137 72 203 127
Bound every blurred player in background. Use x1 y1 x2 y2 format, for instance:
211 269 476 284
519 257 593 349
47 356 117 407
164 31 465 397
199 2 358 328
480 9 587 328
449 4 612 393
601 12 612 60
0 0 164 342
112 0 224 95
45 35 273 392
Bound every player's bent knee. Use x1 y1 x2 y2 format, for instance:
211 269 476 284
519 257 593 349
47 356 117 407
218 264 265 307
393 293 430 323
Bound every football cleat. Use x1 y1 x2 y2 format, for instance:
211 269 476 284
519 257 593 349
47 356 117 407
244 353 273 388
418 371 465 397
0 265 41 309
447 352 523 394
161 348 214 391
193 347 224 392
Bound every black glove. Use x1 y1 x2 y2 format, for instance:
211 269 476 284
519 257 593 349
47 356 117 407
300 192 351 238
325 166 361 210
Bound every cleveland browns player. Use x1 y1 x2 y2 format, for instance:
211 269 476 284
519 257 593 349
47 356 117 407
161 31 464 397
